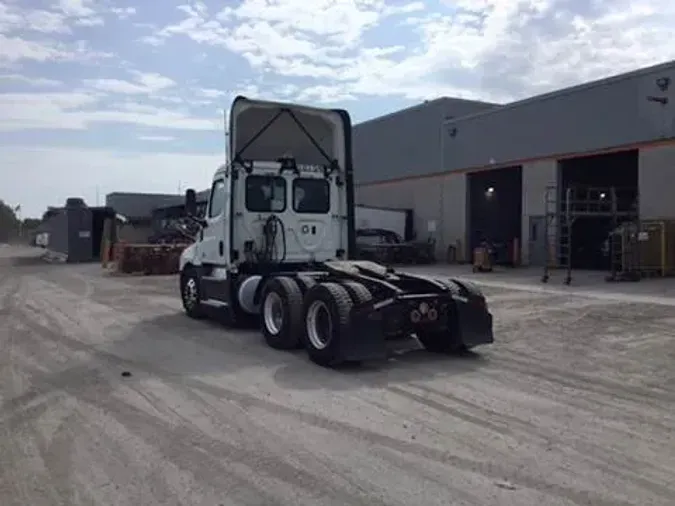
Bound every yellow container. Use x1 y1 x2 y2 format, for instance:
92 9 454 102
638 220 675 276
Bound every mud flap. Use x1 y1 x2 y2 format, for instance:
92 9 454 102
339 306 388 361
452 298 494 349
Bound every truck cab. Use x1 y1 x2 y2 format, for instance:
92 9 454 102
179 96 494 367
179 97 355 314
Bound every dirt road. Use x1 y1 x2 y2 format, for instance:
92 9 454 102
2 246 675 506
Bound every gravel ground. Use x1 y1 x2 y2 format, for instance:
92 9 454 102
2 246 675 506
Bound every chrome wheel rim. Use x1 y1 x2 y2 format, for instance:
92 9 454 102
263 292 284 335
306 300 332 350
183 277 198 308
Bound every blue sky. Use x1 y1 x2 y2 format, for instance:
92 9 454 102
1 0 674 217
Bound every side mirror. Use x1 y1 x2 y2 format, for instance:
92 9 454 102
185 188 196 216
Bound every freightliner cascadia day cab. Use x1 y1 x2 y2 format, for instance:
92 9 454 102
179 96 494 367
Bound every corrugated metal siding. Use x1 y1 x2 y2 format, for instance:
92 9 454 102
442 61 675 171
353 98 499 184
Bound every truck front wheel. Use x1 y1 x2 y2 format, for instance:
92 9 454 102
181 269 204 319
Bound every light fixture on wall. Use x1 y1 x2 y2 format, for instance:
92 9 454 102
647 76 670 105
656 76 671 92
485 187 495 199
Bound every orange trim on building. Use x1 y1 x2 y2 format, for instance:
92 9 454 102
357 137 675 187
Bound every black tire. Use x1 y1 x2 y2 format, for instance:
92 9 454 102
417 330 465 354
450 278 483 298
341 281 372 304
302 282 353 367
180 268 205 319
260 276 304 350
295 275 317 294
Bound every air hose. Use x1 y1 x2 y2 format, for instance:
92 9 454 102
259 214 287 263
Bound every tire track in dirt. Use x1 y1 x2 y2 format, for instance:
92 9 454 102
2 283 392 505
5 258 675 505
2 307 636 506
394 383 675 502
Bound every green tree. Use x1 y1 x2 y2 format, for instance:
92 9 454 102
22 218 41 231
0 200 20 242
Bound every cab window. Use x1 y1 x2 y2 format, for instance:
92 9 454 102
208 179 226 218
245 175 286 212
293 178 330 213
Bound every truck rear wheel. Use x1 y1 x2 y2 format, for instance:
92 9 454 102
416 330 465 354
302 282 353 367
260 276 304 350
340 281 372 304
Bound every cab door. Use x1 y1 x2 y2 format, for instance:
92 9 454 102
199 176 229 265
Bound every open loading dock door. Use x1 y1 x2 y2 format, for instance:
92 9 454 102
542 149 638 284
468 166 522 266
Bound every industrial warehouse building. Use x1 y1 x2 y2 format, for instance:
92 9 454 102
354 60 675 269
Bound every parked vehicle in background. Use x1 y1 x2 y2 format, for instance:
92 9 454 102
356 228 435 264
355 206 412 241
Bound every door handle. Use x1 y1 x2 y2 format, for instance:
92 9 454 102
219 241 224 256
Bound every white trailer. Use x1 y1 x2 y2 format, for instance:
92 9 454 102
355 205 412 240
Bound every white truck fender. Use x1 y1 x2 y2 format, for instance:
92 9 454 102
179 243 199 272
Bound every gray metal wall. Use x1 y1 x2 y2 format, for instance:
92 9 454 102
639 143 675 219
355 173 467 260
66 207 94 263
442 61 675 171
357 158 559 265
353 98 498 184
43 211 69 256
521 160 558 265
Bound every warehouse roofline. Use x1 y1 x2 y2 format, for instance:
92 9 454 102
355 96 500 128
443 59 675 127
106 191 180 198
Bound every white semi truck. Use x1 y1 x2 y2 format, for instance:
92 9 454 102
179 96 494 367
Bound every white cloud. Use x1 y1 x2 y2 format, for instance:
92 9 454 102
197 88 226 98
55 0 96 18
83 71 176 95
139 135 175 141
0 146 221 217
141 0 675 103
0 35 70 65
0 92 218 131
74 15 104 27
0 73 62 86
111 7 136 20
24 9 72 33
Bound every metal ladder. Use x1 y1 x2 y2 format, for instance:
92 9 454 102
541 185 573 285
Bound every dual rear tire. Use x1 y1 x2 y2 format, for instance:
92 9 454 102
259 275 468 366
260 277 367 366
